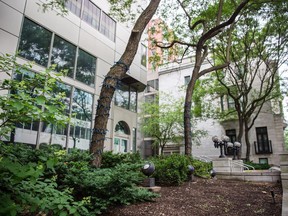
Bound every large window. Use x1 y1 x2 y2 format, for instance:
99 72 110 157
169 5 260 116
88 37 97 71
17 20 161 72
82 0 101 30
18 18 52 67
66 0 116 41
65 0 82 17
255 127 272 154
100 12 116 41
70 88 93 140
19 17 97 88
51 35 77 76
76 49 96 87
114 83 137 112
114 121 130 153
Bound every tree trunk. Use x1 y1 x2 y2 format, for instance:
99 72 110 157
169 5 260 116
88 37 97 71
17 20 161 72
90 0 161 167
244 120 250 161
184 69 199 155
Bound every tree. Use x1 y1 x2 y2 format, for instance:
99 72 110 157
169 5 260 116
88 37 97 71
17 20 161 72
89 0 161 167
0 54 69 147
140 93 206 155
149 0 258 155
210 1 288 161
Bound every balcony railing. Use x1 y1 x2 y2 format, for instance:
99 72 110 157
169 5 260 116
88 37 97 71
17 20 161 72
254 140 273 154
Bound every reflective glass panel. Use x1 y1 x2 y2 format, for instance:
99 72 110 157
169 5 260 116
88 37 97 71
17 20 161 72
51 35 76 77
82 0 101 29
114 83 129 109
18 18 52 67
100 12 116 41
76 49 96 87
65 0 82 17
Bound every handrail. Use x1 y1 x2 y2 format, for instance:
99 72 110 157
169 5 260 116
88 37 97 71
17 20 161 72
194 155 212 163
231 160 255 171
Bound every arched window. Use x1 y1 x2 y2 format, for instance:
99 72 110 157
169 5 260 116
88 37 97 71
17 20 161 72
114 121 130 153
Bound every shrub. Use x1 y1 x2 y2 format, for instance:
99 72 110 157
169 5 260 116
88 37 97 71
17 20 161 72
245 161 271 170
150 154 191 186
59 163 158 214
0 157 88 216
101 151 142 168
149 154 213 186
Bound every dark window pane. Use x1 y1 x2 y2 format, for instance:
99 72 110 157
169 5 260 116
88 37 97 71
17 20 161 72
72 88 93 121
51 35 76 77
18 18 52 67
76 49 96 87
115 83 129 109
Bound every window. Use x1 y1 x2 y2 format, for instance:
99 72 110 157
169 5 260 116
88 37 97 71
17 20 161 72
72 88 93 121
76 49 96 87
65 0 82 17
82 0 101 30
66 0 116 41
227 96 235 109
226 129 236 143
114 83 137 112
141 44 147 67
70 88 93 140
51 35 77 76
100 12 116 41
18 17 97 88
255 127 272 154
147 79 159 91
114 121 130 153
18 18 52 67
184 75 190 85
259 158 268 164
225 129 236 155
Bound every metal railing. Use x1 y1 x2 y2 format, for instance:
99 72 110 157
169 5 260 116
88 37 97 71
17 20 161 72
231 160 255 171
193 155 212 163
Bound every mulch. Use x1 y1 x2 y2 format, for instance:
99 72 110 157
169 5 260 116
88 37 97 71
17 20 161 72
102 177 282 216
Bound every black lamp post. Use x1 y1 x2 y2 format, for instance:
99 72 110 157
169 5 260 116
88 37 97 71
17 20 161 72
212 135 229 158
226 141 242 160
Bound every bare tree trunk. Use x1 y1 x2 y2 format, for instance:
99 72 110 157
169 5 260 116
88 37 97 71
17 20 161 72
184 72 198 155
244 120 250 161
90 0 161 167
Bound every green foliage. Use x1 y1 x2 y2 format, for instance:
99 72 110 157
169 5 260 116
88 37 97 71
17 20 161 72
245 161 271 170
37 0 68 15
150 154 212 186
58 163 158 214
0 144 157 215
101 151 142 168
0 54 70 139
0 144 88 216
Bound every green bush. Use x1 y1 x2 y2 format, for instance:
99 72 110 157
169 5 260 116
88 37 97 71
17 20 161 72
245 161 271 170
150 154 191 186
149 154 212 186
0 156 88 216
101 151 142 168
58 163 158 214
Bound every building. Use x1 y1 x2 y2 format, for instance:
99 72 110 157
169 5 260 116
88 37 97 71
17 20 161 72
143 54 286 165
0 0 148 154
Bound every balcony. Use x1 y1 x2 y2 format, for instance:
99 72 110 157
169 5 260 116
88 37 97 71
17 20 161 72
254 140 273 154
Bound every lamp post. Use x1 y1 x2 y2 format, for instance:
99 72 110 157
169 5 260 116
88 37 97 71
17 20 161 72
212 135 229 158
226 141 242 160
